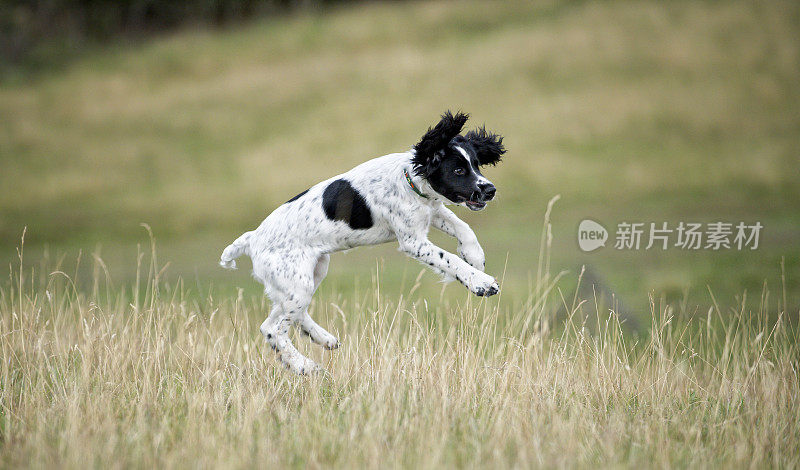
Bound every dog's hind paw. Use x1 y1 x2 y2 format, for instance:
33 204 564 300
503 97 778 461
280 353 323 376
300 320 340 350
298 362 323 376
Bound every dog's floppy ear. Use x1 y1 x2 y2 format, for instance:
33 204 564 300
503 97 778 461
412 110 469 176
465 126 506 166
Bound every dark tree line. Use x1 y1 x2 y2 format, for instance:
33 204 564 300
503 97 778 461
1 0 349 63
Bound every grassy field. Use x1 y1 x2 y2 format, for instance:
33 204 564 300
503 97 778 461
1 0 799 315
1 237 798 467
1 0 800 466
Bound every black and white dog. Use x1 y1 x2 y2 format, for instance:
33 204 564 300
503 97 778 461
220 111 505 374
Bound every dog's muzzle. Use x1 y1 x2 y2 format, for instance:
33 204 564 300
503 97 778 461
465 182 496 211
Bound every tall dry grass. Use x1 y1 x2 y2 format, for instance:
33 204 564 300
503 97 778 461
1 216 798 468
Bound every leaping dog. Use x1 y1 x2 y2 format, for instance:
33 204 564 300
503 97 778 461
220 111 506 374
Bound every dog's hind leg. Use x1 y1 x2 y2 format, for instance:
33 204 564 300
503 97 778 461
257 254 322 375
298 254 339 350
259 302 320 375
260 293 325 374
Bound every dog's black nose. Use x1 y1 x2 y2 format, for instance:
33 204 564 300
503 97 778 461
478 182 496 201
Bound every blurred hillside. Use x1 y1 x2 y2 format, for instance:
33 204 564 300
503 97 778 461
1 0 799 317
1 0 341 66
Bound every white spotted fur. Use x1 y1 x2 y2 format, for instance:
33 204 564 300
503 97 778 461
220 151 497 375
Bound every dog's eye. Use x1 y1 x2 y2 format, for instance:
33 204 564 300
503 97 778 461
454 168 466 176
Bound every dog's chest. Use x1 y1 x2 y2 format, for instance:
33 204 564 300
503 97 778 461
321 218 393 252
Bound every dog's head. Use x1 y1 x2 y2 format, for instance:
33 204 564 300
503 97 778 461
412 111 506 210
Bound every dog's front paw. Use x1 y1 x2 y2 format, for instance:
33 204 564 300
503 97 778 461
458 242 485 271
468 272 499 297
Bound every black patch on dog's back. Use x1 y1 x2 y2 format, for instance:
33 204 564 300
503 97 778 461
286 189 308 203
322 179 373 230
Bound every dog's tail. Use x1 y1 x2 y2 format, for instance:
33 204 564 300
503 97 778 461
220 231 254 270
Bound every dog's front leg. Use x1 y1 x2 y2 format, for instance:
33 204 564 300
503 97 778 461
397 230 498 297
432 206 486 271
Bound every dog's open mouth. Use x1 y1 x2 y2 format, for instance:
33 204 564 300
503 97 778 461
465 200 486 211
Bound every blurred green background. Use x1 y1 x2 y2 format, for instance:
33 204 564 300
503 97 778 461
1 0 799 323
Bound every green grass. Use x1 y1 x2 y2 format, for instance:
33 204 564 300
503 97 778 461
1 0 799 318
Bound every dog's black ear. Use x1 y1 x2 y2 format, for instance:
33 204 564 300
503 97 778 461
412 110 469 176
465 126 506 166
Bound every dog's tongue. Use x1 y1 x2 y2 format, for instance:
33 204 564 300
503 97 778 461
466 200 485 210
